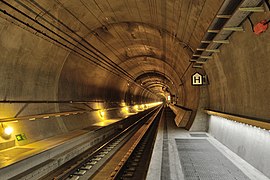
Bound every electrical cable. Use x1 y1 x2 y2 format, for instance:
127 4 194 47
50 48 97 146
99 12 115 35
78 0 156 96
6 0 158 97
3 0 135 82
247 16 254 32
0 7 133 84
187 0 207 45
55 0 157 96
30 0 136 79
123 0 152 79
24 0 137 81
180 0 193 41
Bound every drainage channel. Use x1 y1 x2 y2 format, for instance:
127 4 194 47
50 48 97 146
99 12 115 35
43 106 160 180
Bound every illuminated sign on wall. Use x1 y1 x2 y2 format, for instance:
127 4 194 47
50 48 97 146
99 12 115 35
15 133 27 141
192 72 208 86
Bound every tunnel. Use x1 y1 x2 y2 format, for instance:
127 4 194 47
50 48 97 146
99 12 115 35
0 0 269 179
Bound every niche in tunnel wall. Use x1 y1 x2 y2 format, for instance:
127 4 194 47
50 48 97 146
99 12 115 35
189 86 209 132
208 115 270 178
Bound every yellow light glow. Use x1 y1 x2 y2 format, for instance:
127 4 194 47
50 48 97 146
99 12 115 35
134 105 139 110
143 102 163 108
122 106 130 114
99 110 105 118
4 126 13 136
99 121 106 126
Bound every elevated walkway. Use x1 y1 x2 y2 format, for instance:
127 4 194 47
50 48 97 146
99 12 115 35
147 107 269 180
0 118 122 179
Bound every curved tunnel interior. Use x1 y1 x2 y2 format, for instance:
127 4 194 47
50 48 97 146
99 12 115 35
0 0 270 178
0 0 208 143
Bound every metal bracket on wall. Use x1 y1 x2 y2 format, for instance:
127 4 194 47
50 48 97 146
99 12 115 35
191 0 265 66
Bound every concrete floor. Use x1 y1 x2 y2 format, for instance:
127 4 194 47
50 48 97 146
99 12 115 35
0 118 124 169
147 109 269 180
0 118 123 179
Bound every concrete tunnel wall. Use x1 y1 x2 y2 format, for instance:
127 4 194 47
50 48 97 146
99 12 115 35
205 12 270 120
0 3 269 177
0 14 200 147
0 19 158 146
1 0 221 147
200 12 270 178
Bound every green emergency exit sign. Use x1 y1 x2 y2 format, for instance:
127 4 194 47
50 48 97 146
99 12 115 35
15 133 27 141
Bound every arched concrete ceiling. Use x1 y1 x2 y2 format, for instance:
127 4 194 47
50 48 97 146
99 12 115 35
2 0 222 102
0 0 224 138
134 71 176 96
0 0 223 84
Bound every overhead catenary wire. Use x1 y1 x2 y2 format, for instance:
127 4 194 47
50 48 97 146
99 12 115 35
186 0 207 45
134 0 152 48
121 0 152 61
122 0 152 78
0 7 126 81
0 4 139 92
3 0 196 98
88 0 187 94
78 0 156 95
1 0 157 97
24 0 153 87
21 0 136 81
3 0 134 82
172 0 188 74
56 0 157 96
78 0 130 60
79 0 152 80
90 0 130 52
107 0 161 93
180 0 194 41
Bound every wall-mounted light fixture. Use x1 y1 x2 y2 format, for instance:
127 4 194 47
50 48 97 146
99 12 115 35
1 123 13 138
4 126 13 136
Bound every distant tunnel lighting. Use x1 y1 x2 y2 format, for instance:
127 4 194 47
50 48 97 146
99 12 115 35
99 111 105 118
167 95 171 101
4 126 13 136
125 107 129 111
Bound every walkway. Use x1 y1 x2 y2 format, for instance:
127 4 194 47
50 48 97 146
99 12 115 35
147 107 269 180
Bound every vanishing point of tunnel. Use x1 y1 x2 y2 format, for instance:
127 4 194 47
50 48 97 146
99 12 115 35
0 0 269 180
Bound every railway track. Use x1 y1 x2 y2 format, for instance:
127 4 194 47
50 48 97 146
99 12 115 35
41 105 163 180
112 107 162 180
